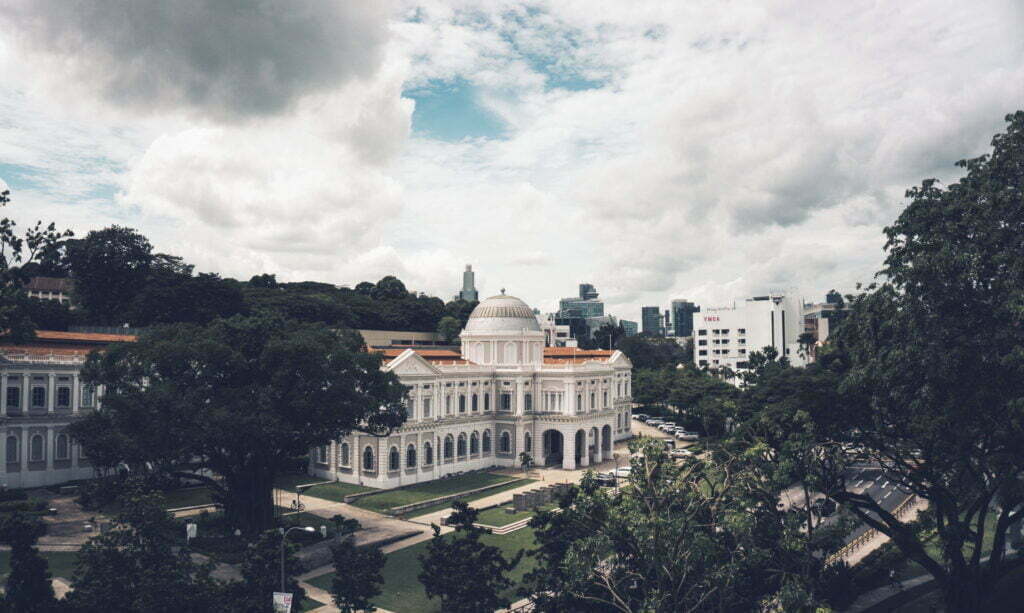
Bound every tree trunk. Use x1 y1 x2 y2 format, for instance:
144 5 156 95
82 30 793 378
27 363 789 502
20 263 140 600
222 466 278 534
941 569 985 613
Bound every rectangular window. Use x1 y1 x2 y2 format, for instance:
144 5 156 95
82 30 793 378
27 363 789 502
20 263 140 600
697 330 707 336
31 387 46 409
500 393 511 411
56 387 71 409
422 397 431 417
524 394 532 412
81 385 95 407
738 328 746 334
698 350 707 356
698 340 707 346
5 387 19 409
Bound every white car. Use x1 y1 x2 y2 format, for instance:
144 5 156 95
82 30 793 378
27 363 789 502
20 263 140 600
646 419 665 426
670 449 694 459
658 423 678 433
613 467 632 479
676 431 700 441
633 413 649 421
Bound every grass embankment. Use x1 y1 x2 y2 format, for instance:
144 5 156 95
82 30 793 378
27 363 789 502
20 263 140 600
307 527 538 613
351 473 517 514
404 479 536 519
0 550 79 582
475 502 556 527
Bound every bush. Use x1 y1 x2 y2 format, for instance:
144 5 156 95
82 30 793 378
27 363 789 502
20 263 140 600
0 488 29 503
0 500 47 513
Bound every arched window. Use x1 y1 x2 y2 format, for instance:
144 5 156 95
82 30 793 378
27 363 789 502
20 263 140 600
363 446 374 471
424 442 433 465
500 432 511 453
576 394 582 410
457 433 467 457
56 434 70 460
482 430 492 453
603 391 608 407
524 432 532 453
459 395 466 413
444 435 454 459
5 436 18 463
472 394 478 411
470 431 479 454
389 447 400 471
484 394 490 411
407 444 417 468
445 395 451 414
30 434 43 462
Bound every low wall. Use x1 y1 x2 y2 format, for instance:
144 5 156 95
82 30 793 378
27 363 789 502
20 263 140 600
388 477 528 516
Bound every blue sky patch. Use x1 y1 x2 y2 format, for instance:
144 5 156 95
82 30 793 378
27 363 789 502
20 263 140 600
405 78 506 142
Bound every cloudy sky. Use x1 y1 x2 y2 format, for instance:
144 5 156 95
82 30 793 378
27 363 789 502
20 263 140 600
1 1 1022 322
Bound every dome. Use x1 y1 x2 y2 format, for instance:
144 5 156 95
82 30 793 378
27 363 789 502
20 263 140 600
463 294 542 334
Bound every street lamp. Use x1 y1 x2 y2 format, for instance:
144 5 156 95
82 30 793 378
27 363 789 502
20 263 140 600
280 526 315 592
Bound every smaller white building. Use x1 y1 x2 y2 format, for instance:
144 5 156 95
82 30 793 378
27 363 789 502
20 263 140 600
692 293 807 378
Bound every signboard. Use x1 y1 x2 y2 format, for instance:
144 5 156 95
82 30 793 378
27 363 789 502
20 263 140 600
703 316 720 322
185 523 197 541
272 592 293 613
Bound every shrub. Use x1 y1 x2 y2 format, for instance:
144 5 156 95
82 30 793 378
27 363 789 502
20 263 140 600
0 500 47 513
0 489 29 503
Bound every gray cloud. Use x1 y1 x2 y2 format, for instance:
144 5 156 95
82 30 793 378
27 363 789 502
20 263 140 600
1 0 389 120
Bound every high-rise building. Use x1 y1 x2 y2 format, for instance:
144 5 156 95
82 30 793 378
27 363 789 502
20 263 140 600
670 299 700 337
641 306 663 336
692 292 807 380
456 265 479 302
620 320 639 336
579 283 599 300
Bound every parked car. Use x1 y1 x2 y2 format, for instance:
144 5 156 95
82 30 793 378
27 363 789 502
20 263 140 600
676 431 700 441
613 467 632 479
670 448 694 459
646 418 665 426
658 423 678 432
633 413 649 421
594 472 617 486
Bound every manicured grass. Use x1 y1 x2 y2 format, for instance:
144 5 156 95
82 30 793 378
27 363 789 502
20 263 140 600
0 550 80 581
163 486 215 510
405 479 536 519
275 474 376 503
475 502 555 527
308 527 538 613
299 597 323 612
351 473 518 513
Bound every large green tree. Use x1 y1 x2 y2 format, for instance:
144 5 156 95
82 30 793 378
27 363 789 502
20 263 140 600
66 226 154 324
330 538 385 613
66 487 225 612
418 502 522 613
0 513 59 613
71 315 408 533
522 439 833 612
819 111 1024 611
0 189 74 341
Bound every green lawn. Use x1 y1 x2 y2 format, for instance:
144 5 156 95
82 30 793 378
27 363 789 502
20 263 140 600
274 474 376 503
163 486 215 510
404 480 536 519
351 473 518 513
308 527 538 613
0 550 79 581
475 502 555 527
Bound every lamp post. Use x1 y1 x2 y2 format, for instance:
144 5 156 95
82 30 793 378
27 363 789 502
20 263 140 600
613 452 620 492
280 526 315 592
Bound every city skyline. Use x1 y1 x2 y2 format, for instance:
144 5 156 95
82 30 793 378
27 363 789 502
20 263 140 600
1 2 1021 323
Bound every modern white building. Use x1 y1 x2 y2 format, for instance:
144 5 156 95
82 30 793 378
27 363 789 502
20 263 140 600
693 293 808 378
0 331 129 488
311 293 634 489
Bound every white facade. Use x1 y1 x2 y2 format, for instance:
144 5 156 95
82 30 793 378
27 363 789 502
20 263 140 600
692 293 807 377
312 294 633 489
0 355 99 488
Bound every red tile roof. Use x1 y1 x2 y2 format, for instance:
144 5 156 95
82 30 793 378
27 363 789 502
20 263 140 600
34 330 137 343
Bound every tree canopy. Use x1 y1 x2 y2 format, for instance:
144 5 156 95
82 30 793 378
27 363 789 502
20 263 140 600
71 315 408 533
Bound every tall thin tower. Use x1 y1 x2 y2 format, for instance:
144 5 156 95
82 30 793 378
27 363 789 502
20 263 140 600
459 265 479 302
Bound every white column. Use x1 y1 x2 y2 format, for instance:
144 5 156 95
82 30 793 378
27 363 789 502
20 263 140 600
515 379 525 416
562 429 576 470
580 440 590 468
21 375 30 412
19 429 28 471
47 374 55 413
329 441 338 481
72 373 80 415
594 431 603 464
45 428 54 471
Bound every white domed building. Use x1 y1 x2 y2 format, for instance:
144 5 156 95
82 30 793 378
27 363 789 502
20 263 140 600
310 292 634 489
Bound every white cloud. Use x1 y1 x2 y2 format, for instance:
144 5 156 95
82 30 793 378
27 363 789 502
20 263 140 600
1 0 1022 325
